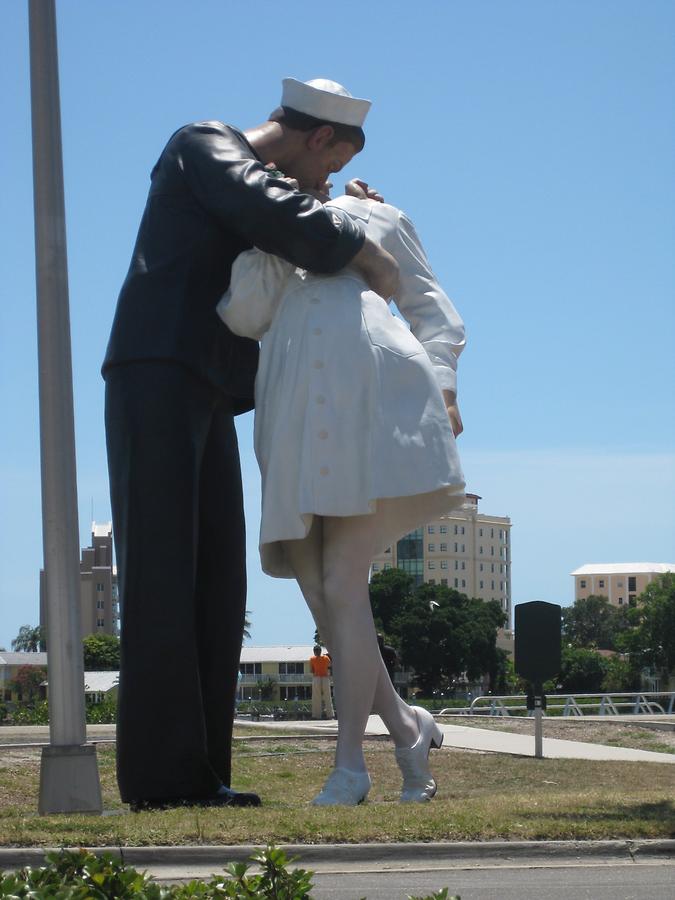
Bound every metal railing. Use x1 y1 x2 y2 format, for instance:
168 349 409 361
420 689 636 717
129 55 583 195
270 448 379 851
438 691 675 717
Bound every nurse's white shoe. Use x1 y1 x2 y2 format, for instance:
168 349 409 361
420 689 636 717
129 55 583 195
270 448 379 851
396 706 444 803
311 767 371 806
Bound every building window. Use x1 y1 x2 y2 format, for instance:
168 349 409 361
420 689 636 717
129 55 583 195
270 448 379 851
480 563 484 572
491 581 495 590
461 544 465 553
628 576 637 592
384 563 392 570
428 544 435 552
479 580 484 589
96 583 105 592
454 560 459 570
461 526 465 535
385 547 391 554
479 546 483 555
618 597 624 605
580 580 586 589
97 618 105 627
454 525 459 534
454 578 459 587
440 543 447 552
439 525 448 534
428 578 436 585
440 560 448 570
440 578 448 586
428 526 435 534
279 662 304 675
279 685 311 700
599 580 605 588
240 663 262 675
491 564 495 572
454 542 458 552
629 594 637 606
490 546 495 556
461 579 466 588
479 528 483 537
372 563 380 572
96 599 104 609
428 561 435 569
617 580 623 587
461 561 466 570
491 528 494 538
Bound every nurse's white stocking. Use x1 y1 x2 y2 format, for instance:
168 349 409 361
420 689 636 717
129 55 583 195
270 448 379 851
283 519 419 758
321 514 417 773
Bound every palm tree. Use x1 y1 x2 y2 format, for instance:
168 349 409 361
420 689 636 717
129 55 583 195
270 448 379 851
242 610 252 644
11 625 45 652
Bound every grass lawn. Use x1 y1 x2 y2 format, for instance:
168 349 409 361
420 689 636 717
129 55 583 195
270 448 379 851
1 733 674 846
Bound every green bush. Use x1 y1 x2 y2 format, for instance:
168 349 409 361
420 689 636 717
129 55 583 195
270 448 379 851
86 697 118 724
0 846 458 899
8 699 49 725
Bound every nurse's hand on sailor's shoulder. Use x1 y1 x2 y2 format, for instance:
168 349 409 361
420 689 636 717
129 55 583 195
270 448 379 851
264 162 299 190
351 238 399 301
443 390 464 438
345 178 384 203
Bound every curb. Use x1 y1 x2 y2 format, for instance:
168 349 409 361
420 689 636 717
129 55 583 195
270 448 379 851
0 840 673 871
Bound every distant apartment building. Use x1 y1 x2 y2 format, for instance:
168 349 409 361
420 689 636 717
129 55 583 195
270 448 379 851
370 493 513 629
571 563 675 607
40 522 119 642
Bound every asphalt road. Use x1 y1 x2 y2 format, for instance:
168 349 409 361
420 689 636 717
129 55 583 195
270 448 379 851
307 861 675 899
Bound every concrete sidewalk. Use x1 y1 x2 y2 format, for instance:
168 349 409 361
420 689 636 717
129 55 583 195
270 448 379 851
2 718 675 763
237 715 675 763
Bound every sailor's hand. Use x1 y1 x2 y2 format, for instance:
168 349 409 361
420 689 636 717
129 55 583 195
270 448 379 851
443 390 464 437
345 178 384 203
351 237 399 300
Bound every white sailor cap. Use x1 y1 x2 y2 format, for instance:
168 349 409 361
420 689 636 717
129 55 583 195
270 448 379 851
281 77 371 128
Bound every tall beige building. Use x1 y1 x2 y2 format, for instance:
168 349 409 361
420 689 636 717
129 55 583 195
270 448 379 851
570 563 675 608
40 522 119 641
370 493 512 628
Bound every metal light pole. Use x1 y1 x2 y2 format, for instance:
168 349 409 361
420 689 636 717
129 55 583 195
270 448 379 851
29 0 102 814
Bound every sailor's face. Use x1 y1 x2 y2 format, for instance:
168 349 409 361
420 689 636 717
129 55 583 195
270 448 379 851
294 140 356 192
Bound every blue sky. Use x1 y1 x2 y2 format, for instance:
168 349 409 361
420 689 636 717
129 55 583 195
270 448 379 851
1 0 673 650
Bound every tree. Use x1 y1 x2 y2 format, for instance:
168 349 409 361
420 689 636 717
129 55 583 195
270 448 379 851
558 646 608 693
617 573 675 679
369 568 414 638
256 676 277 700
601 655 637 692
11 625 45 653
83 634 120 670
242 610 252 644
376 579 506 696
635 573 675 674
8 665 48 703
561 595 628 650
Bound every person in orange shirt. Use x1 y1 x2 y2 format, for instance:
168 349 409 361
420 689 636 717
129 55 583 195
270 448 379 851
309 645 334 719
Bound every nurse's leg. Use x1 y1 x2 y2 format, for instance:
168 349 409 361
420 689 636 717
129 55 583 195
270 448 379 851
280 518 332 648
284 520 418 749
321 514 386 773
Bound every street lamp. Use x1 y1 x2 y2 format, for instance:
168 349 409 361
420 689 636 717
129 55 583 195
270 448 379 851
28 0 102 814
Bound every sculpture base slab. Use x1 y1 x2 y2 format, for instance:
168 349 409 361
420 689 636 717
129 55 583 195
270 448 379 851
38 744 103 815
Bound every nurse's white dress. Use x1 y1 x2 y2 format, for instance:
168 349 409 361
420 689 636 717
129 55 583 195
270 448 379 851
218 195 466 578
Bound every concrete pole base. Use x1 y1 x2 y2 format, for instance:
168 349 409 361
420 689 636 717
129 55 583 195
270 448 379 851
38 744 103 815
